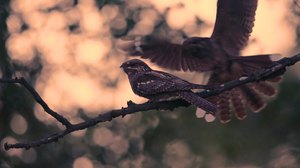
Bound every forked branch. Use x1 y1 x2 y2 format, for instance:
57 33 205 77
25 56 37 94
2 53 300 150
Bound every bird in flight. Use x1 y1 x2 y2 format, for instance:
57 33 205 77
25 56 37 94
121 59 217 121
119 0 281 123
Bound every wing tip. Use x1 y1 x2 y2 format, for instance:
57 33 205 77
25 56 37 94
116 36 143 55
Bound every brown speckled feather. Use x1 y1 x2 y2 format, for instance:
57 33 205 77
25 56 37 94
211 0 258 55
218 91 231 123
119 0 281 123
240 85 266 112
119 36 217 72
250 82 277 97
121 59 217 114
231 88 247 120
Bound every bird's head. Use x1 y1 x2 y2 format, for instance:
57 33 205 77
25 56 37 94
182 37 210 47
120 59 152 75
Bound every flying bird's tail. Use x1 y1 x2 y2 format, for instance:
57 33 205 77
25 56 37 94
230 54 283 82
177 91 217 118
205 54 282 123
205 83 276 123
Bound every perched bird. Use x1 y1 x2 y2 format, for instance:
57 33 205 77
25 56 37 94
119 0 281 123
121 59 217 120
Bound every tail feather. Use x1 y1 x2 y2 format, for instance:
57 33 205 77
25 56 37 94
231 88 247 120
237 54 284 83
232 54 280 62
231 54 281 75
250 82 277 97
218 92 231 123
267 76 282 83
178 91 217 113
240 85 266 112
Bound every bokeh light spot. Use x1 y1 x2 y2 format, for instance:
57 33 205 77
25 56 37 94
166 7 195 30
6 32 36 63
6 14 22 33
92 127 113 146
75 39 108 66
73 156 94 168
101 5 119 21
108 135 129 155
10 113 28 135
163 140 202 168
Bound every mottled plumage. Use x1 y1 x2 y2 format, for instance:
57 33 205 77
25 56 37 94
121 59 217 114
119 0 281 123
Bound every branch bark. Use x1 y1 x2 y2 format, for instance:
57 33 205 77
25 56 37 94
2 53 300 150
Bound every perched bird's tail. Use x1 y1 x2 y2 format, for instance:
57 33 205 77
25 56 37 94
177 91 217 118
185 83 213 90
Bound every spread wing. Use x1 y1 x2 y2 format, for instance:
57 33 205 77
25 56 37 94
118 36 215 72
211 0 258 55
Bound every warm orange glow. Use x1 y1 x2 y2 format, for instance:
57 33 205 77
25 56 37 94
243 0 297 56
75 39 109 66
6 32 36 63
130 9 159 35
6 14 22 33
5 0 298 125
166 6 196 30
4 1 300 166
148 0 182 13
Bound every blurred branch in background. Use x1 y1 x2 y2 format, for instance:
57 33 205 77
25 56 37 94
1 53 300 150
295 0 300 9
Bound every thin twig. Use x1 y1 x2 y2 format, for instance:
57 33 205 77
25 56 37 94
0 77 73 128
2 53 300 150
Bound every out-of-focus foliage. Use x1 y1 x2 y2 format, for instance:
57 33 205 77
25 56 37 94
1 0 300 167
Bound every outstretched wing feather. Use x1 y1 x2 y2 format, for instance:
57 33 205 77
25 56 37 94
211 0 258 55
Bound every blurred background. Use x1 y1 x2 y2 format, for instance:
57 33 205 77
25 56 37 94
1 0 300 167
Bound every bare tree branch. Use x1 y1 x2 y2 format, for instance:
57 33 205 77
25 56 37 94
2 53 300 150
0 78 73 128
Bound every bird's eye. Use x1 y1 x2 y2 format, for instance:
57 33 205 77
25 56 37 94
128 63 138 68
